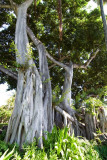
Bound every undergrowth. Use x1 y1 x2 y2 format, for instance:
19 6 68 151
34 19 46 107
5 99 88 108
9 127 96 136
0 126 107 160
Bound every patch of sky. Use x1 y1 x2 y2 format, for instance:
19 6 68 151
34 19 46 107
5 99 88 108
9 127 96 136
86 0 107 15
0 24 9 32
0 83 15 106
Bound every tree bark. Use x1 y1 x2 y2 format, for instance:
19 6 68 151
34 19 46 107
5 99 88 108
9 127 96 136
26 28 80 136
85 112 96 140
5 0 43 148
38 43 53 134
98 107 107 133
27 27 54 136
60 62 74 113
100 0 107 49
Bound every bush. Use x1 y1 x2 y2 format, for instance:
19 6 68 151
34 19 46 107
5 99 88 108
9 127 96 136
0 95 15 124
44 126 101 160
0 141 8 156
0 106 12 124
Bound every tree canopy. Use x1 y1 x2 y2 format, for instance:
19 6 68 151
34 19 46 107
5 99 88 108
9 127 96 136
0 0 106 96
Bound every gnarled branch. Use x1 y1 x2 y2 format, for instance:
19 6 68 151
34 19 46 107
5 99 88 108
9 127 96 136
0 4 12 9
27 26 99 71
73 49 99 69
0 0 17 14
9 0 16 6
55 106 74 122
55 105 85 129
0 65 17 80
46 52 69 71
49 56 69 69
27 26 68 71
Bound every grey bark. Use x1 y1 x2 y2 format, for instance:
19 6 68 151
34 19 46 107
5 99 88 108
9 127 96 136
5 0 43 148
27 27 54 135
55 106 74 122
38 44 53 134
60 62 74 114
85 112 96 140
0 0 103 143
46 49 99 116
46 53 79 134
54 61 80 136
46 53 76 115
27 28 101 139
27 28 80 136
46 53 82 136
98 107 107 133
46 50 100 137
100 0 107 49
54 106 86 137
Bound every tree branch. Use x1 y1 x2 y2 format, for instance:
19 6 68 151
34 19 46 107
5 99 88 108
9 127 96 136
46 52 69 71
27 26 68 71
8 0 18 14
0 0 17 13
55 106 74 122
49 56 69 69
85 49 99 67
27 26 99 71
20 0 33 8
73 49 99 69
0 65 18 80
0 4 12 9
27 26 41 46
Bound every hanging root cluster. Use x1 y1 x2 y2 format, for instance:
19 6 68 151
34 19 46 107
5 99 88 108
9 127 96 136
5 66 43 148
54 104 107 140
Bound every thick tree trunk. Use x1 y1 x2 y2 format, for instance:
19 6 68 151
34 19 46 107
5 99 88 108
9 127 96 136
62 62 73 107
60 62 76 116
54 62 80 136
27 29 77 134
5 0 44 148
5 68 43 147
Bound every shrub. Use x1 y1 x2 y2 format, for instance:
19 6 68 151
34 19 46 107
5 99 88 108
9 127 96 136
0 95 15 124
44 126 101 160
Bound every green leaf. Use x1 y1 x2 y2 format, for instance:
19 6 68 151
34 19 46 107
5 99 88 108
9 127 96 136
0 147 14 160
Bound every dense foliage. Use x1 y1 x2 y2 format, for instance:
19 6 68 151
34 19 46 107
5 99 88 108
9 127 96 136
0 0 107 97
0 127 107 160
75 85 107 108
0 95 15 124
